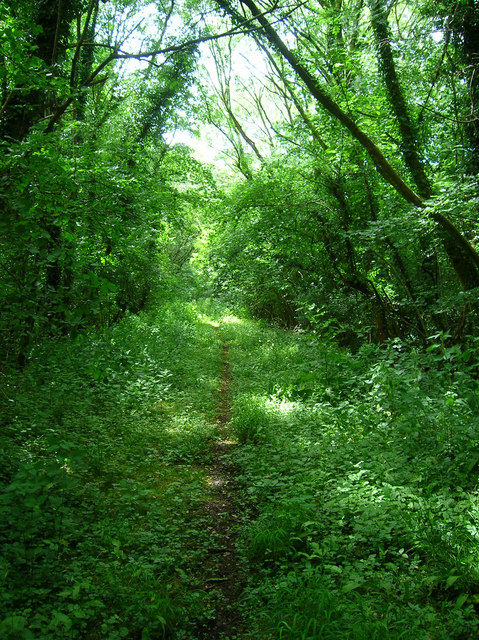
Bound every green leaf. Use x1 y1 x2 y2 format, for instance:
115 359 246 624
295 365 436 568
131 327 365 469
446 575 460 589
52 611 72 629
455 593 468 609
342 581 363 594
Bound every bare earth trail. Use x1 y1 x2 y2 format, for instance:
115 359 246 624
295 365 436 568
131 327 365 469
199 336 246 640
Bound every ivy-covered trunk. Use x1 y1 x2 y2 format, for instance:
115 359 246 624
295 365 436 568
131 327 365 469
221 0 479 291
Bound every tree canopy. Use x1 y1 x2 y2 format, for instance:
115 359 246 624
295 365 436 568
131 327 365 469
1 0 477 362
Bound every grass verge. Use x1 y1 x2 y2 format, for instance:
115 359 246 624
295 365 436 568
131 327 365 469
221 315 479 639
0 301 224 639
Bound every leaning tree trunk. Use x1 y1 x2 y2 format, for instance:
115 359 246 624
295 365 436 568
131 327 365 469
217 0 479 290
369 0 432 199
369 0 479 291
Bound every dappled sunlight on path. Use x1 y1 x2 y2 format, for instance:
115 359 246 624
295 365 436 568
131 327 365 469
198 332 245 640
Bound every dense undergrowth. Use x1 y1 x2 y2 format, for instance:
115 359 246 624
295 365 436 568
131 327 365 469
221 316 479 639
2 297 479 639
0 301 223 640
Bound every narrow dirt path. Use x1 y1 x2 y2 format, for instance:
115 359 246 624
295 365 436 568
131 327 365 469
199 337 245 639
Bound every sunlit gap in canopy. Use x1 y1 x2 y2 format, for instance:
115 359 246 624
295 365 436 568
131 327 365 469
169 35 271 165
106 2 168 75
109 2 273 170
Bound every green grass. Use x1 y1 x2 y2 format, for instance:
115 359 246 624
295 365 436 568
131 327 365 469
2 302 479 638
0 301 223 639
220 316 479 639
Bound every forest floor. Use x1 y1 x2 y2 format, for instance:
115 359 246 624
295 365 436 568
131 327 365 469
199 335 245 639
2 300 479 639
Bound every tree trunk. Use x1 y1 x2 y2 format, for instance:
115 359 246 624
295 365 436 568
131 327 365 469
369 0 432 199
447 0 479 174
218 0 479 289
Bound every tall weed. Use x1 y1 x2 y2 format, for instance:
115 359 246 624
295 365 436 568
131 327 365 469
222 317 479 639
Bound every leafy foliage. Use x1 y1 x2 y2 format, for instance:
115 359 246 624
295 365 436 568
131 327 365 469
0 302 221 639
1 0 479 637
200 0 479 343
221 316 479 638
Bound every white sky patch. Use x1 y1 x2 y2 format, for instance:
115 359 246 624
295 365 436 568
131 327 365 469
168 32 274 172
109 2 277 174
186 35 279 166
199 36 270 85
168 128 216 163
169 125 233 173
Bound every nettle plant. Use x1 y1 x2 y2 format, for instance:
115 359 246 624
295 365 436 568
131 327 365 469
222 315 479 639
